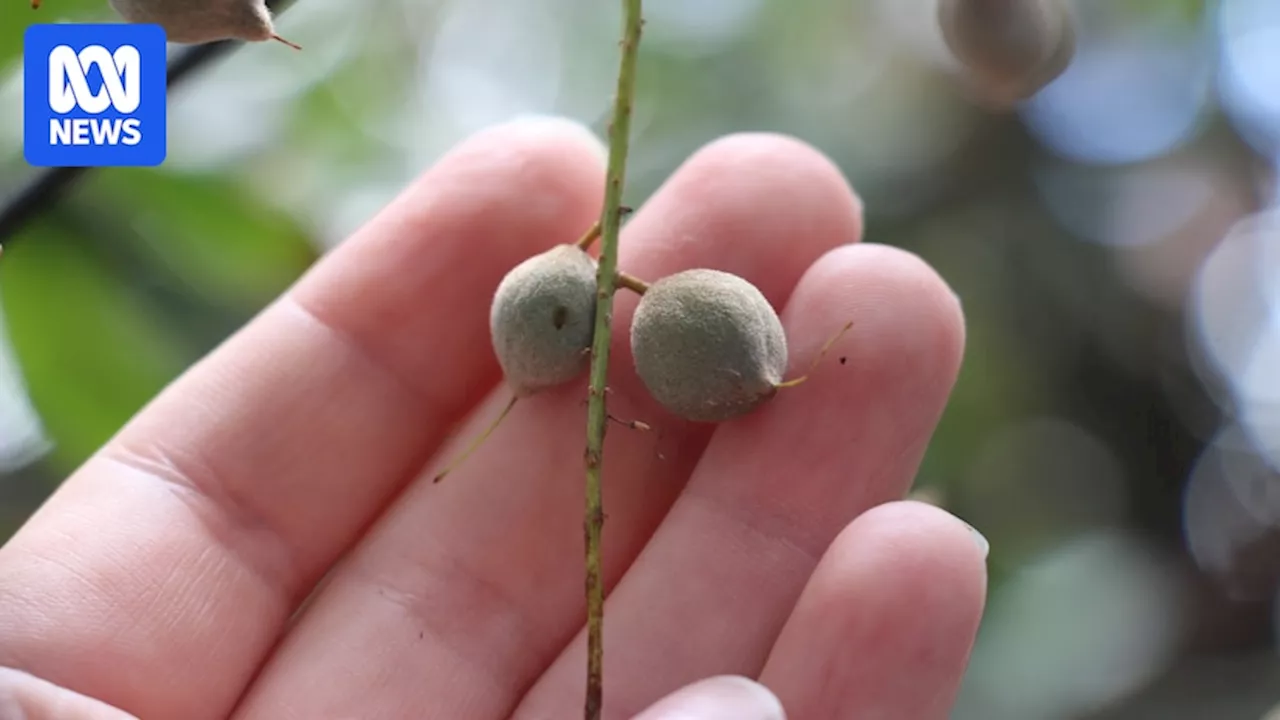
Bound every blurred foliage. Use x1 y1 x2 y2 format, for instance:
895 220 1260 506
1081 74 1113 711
2 220 187 470
0 0 105 69
3 0 1280 717
0 168 317 473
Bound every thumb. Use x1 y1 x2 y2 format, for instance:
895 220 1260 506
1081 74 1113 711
631 675 786 720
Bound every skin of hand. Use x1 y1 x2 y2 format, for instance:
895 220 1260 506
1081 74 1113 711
0 116 987 720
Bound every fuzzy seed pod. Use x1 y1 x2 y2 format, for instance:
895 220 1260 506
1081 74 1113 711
108 0 284 45
937 0 1076 105
490 244 598 397
631 269 787 423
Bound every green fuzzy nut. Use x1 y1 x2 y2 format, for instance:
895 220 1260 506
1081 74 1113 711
631 268 788 423
938 0 1076 105
490 244 598 397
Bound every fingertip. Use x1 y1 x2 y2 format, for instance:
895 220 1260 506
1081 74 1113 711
760 500 987 718
681 131 864 250
792 498 992 661
846 500 990 598
631 675 787 720
500 113 610 166
312 113 607 279
781 242 966 406
834 500 990 682
457 114 609 179
383 113 608 253
620 132 863 301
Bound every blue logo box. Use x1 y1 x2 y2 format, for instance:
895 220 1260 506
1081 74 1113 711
23 23 167 167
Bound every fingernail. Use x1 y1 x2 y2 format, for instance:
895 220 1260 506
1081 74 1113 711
506 113 608 164
632 676 786 720
962 520 989 559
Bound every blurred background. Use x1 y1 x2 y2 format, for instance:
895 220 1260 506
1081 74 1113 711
1 0 1279 716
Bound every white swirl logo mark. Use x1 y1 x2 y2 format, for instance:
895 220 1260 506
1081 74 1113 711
47 44 141 115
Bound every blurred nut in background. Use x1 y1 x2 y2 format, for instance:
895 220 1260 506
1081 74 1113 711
937 0 1077 107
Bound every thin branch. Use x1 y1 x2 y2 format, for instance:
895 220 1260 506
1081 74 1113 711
583 1 643 718
0 0 297 245
614 270 648 295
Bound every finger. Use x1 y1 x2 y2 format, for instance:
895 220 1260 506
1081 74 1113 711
760 501 988 719
0 668 138 720
0 117 606 719
514 242 966 718
230 134 863 720
631 676 785 720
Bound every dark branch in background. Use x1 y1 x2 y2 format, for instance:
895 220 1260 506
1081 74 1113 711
0 0 296 246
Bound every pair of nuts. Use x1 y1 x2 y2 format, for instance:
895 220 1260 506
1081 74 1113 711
490 244 788 423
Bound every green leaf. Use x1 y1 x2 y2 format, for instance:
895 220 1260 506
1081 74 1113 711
78 167 319 313
0 221 188 471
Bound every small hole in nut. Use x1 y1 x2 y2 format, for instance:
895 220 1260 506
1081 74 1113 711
552 306 568 329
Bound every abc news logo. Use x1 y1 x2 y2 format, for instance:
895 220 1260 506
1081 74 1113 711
24 24 167 168
48 44 144 147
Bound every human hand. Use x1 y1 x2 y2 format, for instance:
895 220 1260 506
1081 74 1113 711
0 117 986 719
